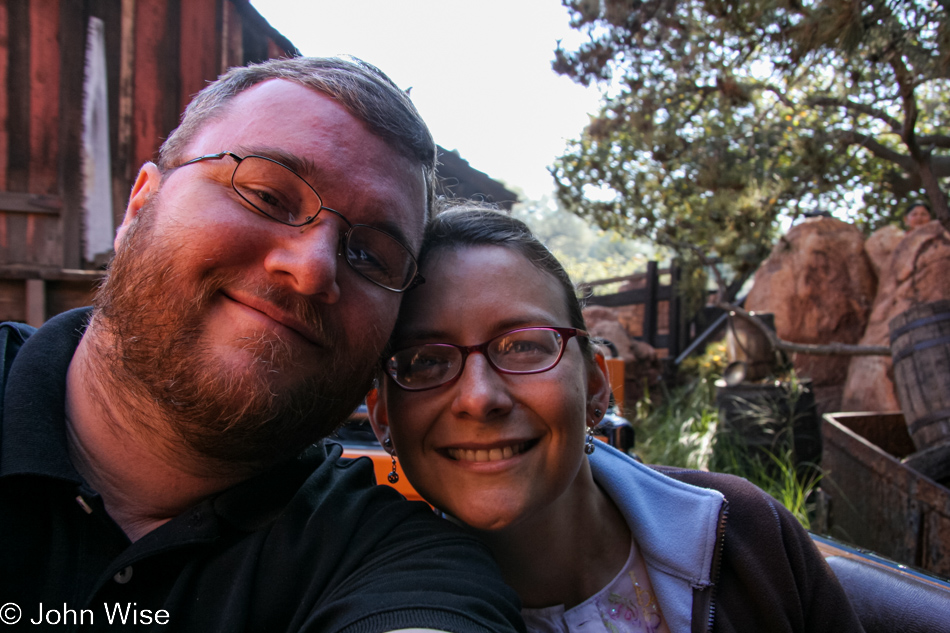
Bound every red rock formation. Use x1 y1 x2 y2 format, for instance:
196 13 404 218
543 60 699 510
842 221 950 411
745 217 877 412
582 306 661 406
864 225 905 279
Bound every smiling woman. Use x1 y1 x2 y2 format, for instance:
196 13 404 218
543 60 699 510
367 204 866 633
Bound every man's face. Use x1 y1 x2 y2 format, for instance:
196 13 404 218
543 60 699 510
97 79 427 469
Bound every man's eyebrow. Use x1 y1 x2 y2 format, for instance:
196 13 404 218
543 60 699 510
234 145 419 248
235 145 317 179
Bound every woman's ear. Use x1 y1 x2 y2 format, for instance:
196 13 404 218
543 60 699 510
366 386 391 448
588 350 613 426
115 162 161 250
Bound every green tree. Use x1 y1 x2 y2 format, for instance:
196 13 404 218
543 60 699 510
552 0 950 302
512 195 661 292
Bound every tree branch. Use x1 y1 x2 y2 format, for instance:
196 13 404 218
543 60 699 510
835 130 916 168
806 96 903 131
724 304 892 357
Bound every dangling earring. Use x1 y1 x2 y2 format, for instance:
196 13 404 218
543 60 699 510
586 408 602 455
383 438 399 484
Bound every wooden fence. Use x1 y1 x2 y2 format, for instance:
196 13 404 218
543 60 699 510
0 0 298 325
579 261 690 359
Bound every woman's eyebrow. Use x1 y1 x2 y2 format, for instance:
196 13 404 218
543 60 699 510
396 319 558 344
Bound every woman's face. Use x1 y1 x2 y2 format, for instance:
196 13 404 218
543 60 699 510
369 245 609 532
906 204 932 229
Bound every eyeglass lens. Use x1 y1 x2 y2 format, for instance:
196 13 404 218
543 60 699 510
232 156 416 291
388 328 568 391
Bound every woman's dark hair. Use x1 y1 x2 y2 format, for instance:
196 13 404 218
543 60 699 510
905 200 931 215
413 202 592 358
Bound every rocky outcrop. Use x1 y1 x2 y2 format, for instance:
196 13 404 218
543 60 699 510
745 217 877 412
582 305 662 406
864 225 905 278
842 221 950 411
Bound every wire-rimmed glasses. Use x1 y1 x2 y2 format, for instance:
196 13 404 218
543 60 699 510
386 326 589 392
177 151 423 292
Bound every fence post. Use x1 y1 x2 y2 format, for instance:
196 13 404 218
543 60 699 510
668 260 683 360
643 261 658 348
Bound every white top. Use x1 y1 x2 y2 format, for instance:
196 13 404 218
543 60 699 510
521 535 669 633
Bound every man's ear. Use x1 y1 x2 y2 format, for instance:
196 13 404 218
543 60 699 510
366 386 391 448
115 162 161 250
588 350 612 426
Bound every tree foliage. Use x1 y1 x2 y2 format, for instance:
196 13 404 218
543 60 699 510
512 195 661 292
551 0 950 299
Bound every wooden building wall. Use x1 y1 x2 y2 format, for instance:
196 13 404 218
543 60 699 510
0 0 297 325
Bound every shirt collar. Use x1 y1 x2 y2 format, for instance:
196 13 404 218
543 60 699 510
1 307 89 482
0 306 331 532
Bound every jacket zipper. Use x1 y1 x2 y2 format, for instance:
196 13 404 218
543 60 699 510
700 500 729 633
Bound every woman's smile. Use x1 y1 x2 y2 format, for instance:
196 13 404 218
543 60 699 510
443 439 537 463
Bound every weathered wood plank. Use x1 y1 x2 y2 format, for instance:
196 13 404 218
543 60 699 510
6 0 29 193
29 0 59 194
0 278 26 322
58 0 85 269
47 277 101 316
4 1 30 266
114 0 136 222
0 192 63 213
0 0 9 192
132 0 178 170
822 412 950 577
24 277 44 326
27 0 62 268
179 0 219 116
221 0 242 71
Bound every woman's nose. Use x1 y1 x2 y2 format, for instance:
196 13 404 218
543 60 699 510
450 353 514 421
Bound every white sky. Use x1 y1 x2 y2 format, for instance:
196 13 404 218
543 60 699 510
249 0 604 200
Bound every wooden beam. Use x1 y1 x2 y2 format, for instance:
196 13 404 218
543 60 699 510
133 0 178 169
0 264 105 281
4 1 31 267
643 261 659 348
29 0 60 195
221 0 242 71
0 192 63 214
179 0 220 116
0 0 8 192
115 0 136 224
6 0 29 193
27 0 62 268
25 278 45 326
59 0 86 268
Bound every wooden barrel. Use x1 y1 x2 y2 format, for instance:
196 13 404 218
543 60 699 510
889 300 950 454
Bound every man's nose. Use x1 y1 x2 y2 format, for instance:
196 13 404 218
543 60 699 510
450 353 514 421
262 221 343 303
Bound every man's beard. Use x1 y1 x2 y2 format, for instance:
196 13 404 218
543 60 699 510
90 198 377 474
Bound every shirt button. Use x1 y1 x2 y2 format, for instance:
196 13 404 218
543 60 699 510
114 566 133 584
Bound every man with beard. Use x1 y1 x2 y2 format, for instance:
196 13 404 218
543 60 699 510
0 57 522 633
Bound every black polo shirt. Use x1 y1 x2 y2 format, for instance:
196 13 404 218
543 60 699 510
0 309 523 632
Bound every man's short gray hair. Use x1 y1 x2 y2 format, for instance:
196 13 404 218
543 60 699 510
159 56 436 213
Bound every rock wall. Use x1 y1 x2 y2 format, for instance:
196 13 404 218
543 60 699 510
582 305 662 406
745 217 877 412
842 221 950 411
